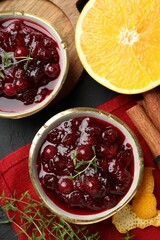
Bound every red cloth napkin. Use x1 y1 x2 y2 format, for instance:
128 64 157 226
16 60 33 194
0 94 160 240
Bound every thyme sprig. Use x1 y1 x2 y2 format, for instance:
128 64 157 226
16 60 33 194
69 146 98 180
0 190 100 240
0 50 33 73
122 231 135 240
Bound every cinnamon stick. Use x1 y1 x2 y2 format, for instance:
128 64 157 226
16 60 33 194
127 104 160 159
142 88 160 132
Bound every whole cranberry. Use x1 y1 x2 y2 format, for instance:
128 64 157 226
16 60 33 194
112 170 132 195
47 129 62 144
42 145 57 160
102 127 118 143
42 174 55 190
108 143 119 158
85 125 101 136
14 79 28 93
25 64 44 84
4 67 15 83
97 159 108 173
76 144 94 160
116 168 132 183
32 45 50 61
103 194 117 209
54 155 66 171
4 83 16 97
97 143 118 158
15 69 25 79
57 177 73 194
14 46 28 58
110 166 132 195
44 63 60 79
62 132 77 145
108 158 123 175
117 150 133 168
65 190 83 207
83 176 101 196
22 91 34 105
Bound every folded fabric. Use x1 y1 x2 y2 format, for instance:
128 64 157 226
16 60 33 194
0 94 160 240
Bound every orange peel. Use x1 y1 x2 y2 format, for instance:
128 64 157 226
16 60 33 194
112 167 159 232
112 204 160 233
135 167 155 197
132 193 158 219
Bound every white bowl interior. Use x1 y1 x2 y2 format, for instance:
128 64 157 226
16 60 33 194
29 107 144 224
0 12 68 118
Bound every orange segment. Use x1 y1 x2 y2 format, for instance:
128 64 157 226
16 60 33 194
93 0 127 28
75 0 160 94
133 42 160 81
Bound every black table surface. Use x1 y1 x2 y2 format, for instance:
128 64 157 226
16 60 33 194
0 70 119 240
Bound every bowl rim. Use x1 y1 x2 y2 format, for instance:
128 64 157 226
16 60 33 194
29 107 144 224
0 11 69 119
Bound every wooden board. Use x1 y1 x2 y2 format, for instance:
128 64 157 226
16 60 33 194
0 0 83 103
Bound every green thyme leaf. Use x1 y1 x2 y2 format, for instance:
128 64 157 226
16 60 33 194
122 231 135 240
0 50 33 72
73 150 77 166
0 71 4 78
0 190 99 240
3 52 14 67
23 47 33 70
68 146 98 180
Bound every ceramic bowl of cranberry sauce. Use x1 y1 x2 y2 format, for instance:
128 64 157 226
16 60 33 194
0 12 69 118
29 107 144 224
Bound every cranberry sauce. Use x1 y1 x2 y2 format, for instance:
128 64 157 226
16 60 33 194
37 116 134 213
0 18 61 112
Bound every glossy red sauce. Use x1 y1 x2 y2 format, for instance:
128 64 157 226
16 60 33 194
0 18 61 112
37 116 134 214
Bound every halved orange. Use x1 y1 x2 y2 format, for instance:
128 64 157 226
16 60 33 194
75 0 160 94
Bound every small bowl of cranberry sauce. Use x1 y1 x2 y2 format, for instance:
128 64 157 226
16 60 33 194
29 107 144 224
0 12 69 118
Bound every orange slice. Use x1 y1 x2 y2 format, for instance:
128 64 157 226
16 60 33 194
75 0 160 94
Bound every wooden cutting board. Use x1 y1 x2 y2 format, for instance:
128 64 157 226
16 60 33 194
0 0 83 103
